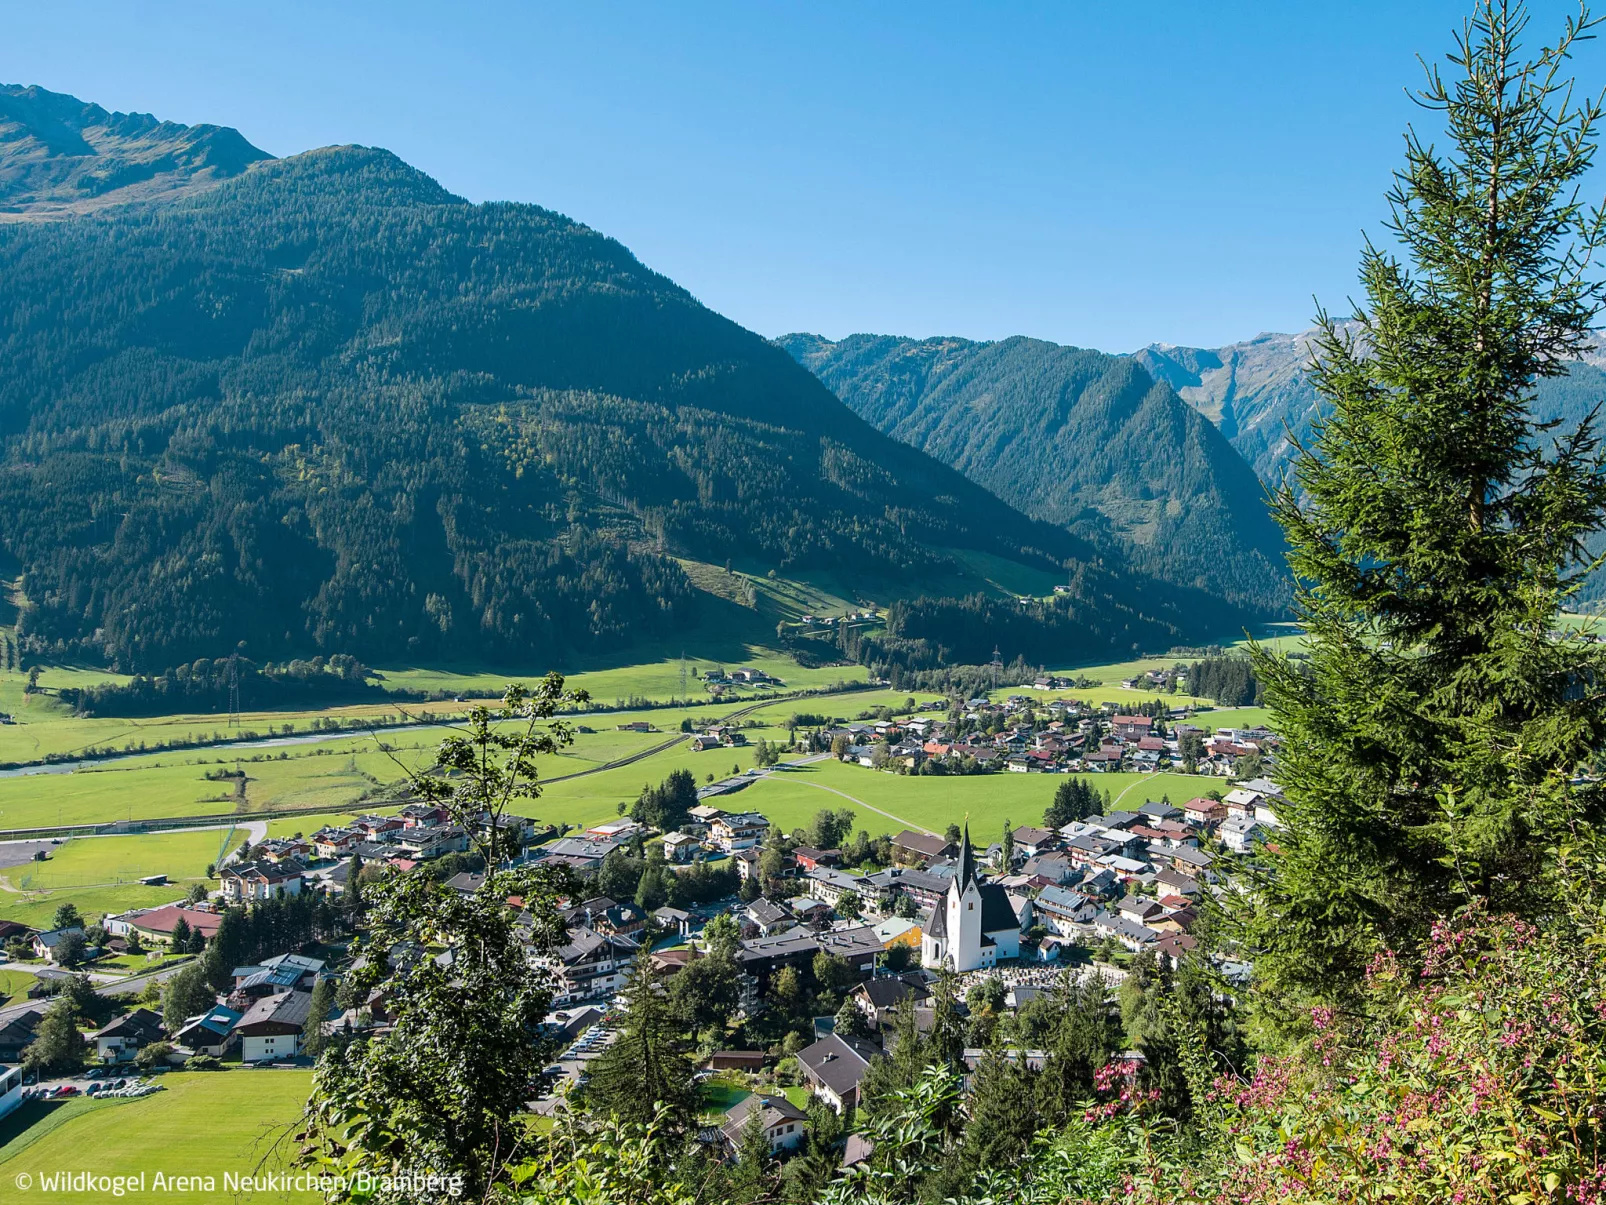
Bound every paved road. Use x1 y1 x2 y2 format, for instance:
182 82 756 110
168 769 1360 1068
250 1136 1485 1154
0 957 193 1026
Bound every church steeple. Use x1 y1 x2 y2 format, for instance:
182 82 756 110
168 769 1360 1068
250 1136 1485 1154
955 822 977 892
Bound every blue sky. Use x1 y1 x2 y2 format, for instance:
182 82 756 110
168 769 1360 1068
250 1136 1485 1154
3 1 1594 350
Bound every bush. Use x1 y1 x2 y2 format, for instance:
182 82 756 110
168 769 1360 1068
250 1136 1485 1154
135 1041 174 1072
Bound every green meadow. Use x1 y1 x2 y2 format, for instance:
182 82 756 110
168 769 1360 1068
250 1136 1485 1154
0 1070 319 1204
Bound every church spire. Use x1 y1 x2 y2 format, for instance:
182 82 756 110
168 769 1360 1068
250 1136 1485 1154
955 821 977 891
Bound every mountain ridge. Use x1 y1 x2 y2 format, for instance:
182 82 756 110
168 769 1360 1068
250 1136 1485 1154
0 82 273 220
778 330 1291 615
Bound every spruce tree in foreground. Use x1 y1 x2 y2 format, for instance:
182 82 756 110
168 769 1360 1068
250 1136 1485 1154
1239 0 1606 1021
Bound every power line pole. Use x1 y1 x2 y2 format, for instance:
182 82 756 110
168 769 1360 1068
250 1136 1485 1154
678 650 688 703
227 650 241 729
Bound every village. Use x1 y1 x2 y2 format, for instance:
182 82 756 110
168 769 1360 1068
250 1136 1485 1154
0 690 1282 1166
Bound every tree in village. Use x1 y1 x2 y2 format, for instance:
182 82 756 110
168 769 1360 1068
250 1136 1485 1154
23 993 86 1077
162 960 218 1036
299 677 585 1203
52 902 81 931
302 976 337 1059
1235 0 1606 1026
585 949 699 1132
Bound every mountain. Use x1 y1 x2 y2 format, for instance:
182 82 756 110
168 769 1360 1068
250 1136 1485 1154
0 83 272 220
1137 328 1606 603
777 333 1290 614
0 89 1243 674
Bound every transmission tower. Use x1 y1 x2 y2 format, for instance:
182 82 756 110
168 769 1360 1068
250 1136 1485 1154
678 650 688 702
227 650 241 728
990 645 1003 669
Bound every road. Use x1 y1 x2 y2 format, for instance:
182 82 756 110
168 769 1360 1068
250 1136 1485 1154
0 956 193 1026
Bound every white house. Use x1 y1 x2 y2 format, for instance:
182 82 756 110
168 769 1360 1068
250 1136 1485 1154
0 1065 20 1122
234 990 312 1063
1220 815 1266 852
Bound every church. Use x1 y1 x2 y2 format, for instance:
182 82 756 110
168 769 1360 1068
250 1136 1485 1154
921 826 1029 972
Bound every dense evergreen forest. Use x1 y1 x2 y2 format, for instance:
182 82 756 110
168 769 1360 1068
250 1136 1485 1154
0 131 1244 672
780 332 1291 614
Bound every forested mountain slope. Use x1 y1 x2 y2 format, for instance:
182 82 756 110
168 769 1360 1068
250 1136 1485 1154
778 332 1290 614
0 94 1241 673
1137 328 1606 602
0 83 271 220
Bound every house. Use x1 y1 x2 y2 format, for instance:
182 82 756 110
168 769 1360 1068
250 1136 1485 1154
1220 815 1266 852
93 1008 167 1063
221 860 305 903
1110 715 1153 742
891 831 955 867
851 975 930 1030
123 904 225 947
720 1093 808 1155
805 867 868 908
792 846 840 873
537 836 624 874
863 866 953 912
392 824 470 860
1034 885 1099 936
871 917 923 952
32 925 84 963
554 928 638 1004
312 827 361 859
563 897 646 938
661 831 702 863
689 734 721 752
235 990 313 1063
921 827 1026 972
0 1009 43 1062
398 803 452 828
796 1032 881 1112
172 1004 243 1057
1223 788 1262 818
709 813 770 853
1010 827 1059 858
814 925 885 977
1020 854 1075 884
744 898 794 936
352 815 406 841
786 897 834 927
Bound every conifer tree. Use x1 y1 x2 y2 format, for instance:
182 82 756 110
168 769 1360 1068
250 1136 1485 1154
586 949 698 1131
1239 0 1606 1017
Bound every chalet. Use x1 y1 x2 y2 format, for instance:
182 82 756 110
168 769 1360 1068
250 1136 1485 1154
863 866 952 912
891 830 955 867
796 1033 881 1112
1183 797 1226 828
851 974 930 1029
744 898 794 936
1223 788 1262 818
787 897 834 927
805 866 867 908
1033 885 1099 936
256 837 313 863
791 846 839 873
1020 854 1075 884
564 897 646 937
173 1004 242 1057
398 803 452 828
1093 910 1160 951
352 815 405 841
554 927 638 1004
661 831 702 863
235 990 313 1063
221 860 305 903
720 1093 808 1155
94 1008 165 1063
312 827 360 859
0 1009 42 1063
735 927 822 982
1220 815 1266 852
710 812 770 852
1010 826 1059 858
689 734 720 752
1117 895 1165 926
392 824 470 860
31 925 84 962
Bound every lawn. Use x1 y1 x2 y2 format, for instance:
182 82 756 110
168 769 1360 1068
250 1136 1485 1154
745 759 1215 839
0 966 35 1004
93 951 193 976
0 1070 319 1204
0 830 227 928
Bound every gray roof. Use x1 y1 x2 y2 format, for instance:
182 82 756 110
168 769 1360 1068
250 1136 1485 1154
797 1033 880 1097
235 989 313 1031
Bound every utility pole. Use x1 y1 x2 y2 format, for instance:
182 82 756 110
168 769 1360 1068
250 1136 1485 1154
678 650 688 703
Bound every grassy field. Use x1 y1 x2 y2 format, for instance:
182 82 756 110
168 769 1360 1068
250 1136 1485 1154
0 830 227 928
745 759 1215 839
0 1070 319 1204
0 967 35 1004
